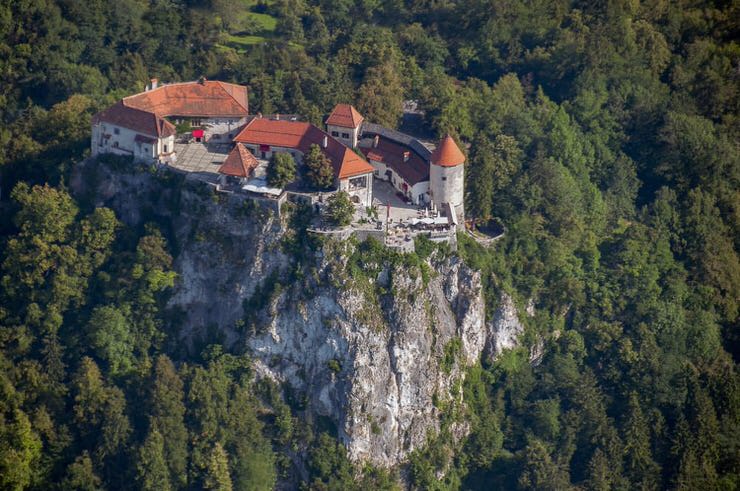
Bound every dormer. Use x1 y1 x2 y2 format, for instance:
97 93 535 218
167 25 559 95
325 104 364 148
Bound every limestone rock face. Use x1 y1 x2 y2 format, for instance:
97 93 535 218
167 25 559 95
485 293 526 361
73 162 527 468
247 252 489 466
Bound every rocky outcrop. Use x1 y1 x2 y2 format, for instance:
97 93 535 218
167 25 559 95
247 247 489 466
485 293 526 361
72 162 527 468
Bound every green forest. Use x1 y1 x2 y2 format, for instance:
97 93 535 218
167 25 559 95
0 0 738 489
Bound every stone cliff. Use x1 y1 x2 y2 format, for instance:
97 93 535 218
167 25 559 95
72 161 526 468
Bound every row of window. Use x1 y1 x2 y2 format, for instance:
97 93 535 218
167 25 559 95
331 131 351 139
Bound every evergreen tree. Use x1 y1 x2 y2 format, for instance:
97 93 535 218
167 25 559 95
88 305 134 376
61 452 103 491
267 152 297 188
623 393 660 490
0 409 42 491
517 438 570 491
466 133 495 220
226 381 276 490
304 144 335 189
204 443 233 491
137 428 172 491
149 355 188 488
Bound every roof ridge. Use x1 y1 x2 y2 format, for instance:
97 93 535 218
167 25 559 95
215 81 249 112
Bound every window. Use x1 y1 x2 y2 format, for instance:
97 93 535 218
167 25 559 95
113 141 119 148
341 132 350 139
349 176 366 189
441 176 447 181
114 128 120 135
331 131 339 137
164 144 168 152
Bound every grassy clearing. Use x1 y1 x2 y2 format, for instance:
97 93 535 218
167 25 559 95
217 0 278 51
223 33 269 50
237 11 277 32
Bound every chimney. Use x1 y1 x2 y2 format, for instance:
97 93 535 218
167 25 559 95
257 112 262 119
322 135 328 148
198 76 206 85
275 114 280 120
373 135 379 148
403 151 410 162
149 78 158 91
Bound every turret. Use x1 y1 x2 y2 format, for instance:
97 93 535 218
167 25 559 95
429 134 465 226
325 104 364 148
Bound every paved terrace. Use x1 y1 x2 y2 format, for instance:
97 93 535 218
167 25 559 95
169 142 231 183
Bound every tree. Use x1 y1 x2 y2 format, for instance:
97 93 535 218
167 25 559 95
623 393 660 489
466 134 496 220
267 152 296 188
9 182 77 245
149 355 188 488
357 62 404 128
61 452 103 491
226 381 276 490
0 409 42 491
88 305 134 376
326 191 354 226
72 358 131 462
304 144 335 189
307 433 355 490
518 438 570 490
137 428 172 491
204 443 233 491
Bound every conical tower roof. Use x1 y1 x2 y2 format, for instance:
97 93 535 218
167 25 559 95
218 143 258 177
431 134 465 167
325 104 364 128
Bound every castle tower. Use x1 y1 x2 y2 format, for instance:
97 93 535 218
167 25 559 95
429 134 465 226
325 104 364 148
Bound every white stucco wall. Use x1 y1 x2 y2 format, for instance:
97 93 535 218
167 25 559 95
339 172 373 207
158 135 175 156
327 124 360 148
92 123 158 162
409 181 430 205
430 163 464 209
92 122 174 163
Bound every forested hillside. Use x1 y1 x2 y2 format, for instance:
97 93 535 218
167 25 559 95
0 0 738 489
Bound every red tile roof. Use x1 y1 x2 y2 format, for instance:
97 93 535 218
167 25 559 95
92 101 176 138
431 134 465 167
219 143 259 178
233 118 374 179
360 137 429 185
134 134 157 144
123 80 249 118
325 104 364 128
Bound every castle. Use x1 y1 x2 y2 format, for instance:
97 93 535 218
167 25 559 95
91 79 465 225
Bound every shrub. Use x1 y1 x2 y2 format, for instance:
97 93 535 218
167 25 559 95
267 152 296 188
326 191 354 226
